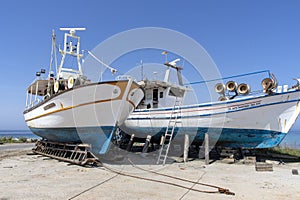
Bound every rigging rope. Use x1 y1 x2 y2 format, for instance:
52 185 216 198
100 160 235 196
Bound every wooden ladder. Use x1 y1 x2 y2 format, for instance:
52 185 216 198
157 98 182 165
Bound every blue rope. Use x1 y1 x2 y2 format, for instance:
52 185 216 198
185 70 270 85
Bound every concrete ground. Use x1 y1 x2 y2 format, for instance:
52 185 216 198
0 144 299 200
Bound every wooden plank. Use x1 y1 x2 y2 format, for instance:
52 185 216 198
255 162 273 172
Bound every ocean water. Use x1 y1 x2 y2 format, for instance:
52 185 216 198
0 130 41 139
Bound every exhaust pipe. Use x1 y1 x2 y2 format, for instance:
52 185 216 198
215 83 225 94
237 83 250 95
226 81 238 92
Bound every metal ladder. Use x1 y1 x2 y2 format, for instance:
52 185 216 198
157 98 182 165
32 140 99 166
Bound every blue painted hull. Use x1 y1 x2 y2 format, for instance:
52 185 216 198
126 127 286 149
30 127 81 143
30 126 114 154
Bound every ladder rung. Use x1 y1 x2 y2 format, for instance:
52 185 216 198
157 98 182 165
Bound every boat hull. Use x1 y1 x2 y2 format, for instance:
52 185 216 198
24 80 144 153
121 90 300 148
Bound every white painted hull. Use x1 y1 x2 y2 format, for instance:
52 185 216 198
24 80 144 144
121 90 300 148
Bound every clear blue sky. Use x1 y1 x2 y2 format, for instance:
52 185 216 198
1 0 300 130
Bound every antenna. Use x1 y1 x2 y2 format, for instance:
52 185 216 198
141 60 144 80
165 58 180 68
59 28 86 35
164 58 183 85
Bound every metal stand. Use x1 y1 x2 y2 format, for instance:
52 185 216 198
183 134 189 163
205 133 209 165
32 140 99 166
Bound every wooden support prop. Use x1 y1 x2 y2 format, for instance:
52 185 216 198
183 134 189 163
126 134 135 152
205 133 209 165
160 135 165 146
142 135 152 153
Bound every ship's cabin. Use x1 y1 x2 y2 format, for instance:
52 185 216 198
136 79 189 109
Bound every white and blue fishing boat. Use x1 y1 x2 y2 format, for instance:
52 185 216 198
23 28 144 154
121 59 300 149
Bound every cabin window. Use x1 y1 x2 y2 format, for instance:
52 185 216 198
44 102 56 110
153 89 158 101
153 88 158 108
160 92 163 98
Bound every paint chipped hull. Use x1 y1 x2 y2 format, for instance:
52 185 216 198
121 90 300 148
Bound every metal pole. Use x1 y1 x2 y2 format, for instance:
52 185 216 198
29 86 33 107
205 133 209 165
183 134 189 163
25 90 28 108
35 81 39 102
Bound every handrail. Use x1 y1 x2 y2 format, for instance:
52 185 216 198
185 70 270 85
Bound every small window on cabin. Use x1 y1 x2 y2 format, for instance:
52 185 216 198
153 89 158 102
160 92 163 98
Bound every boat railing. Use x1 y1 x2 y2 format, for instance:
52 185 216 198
183 69 300 102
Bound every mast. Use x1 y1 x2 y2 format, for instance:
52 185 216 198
48 29 58 76
57 28 86 79
47 30 57 96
